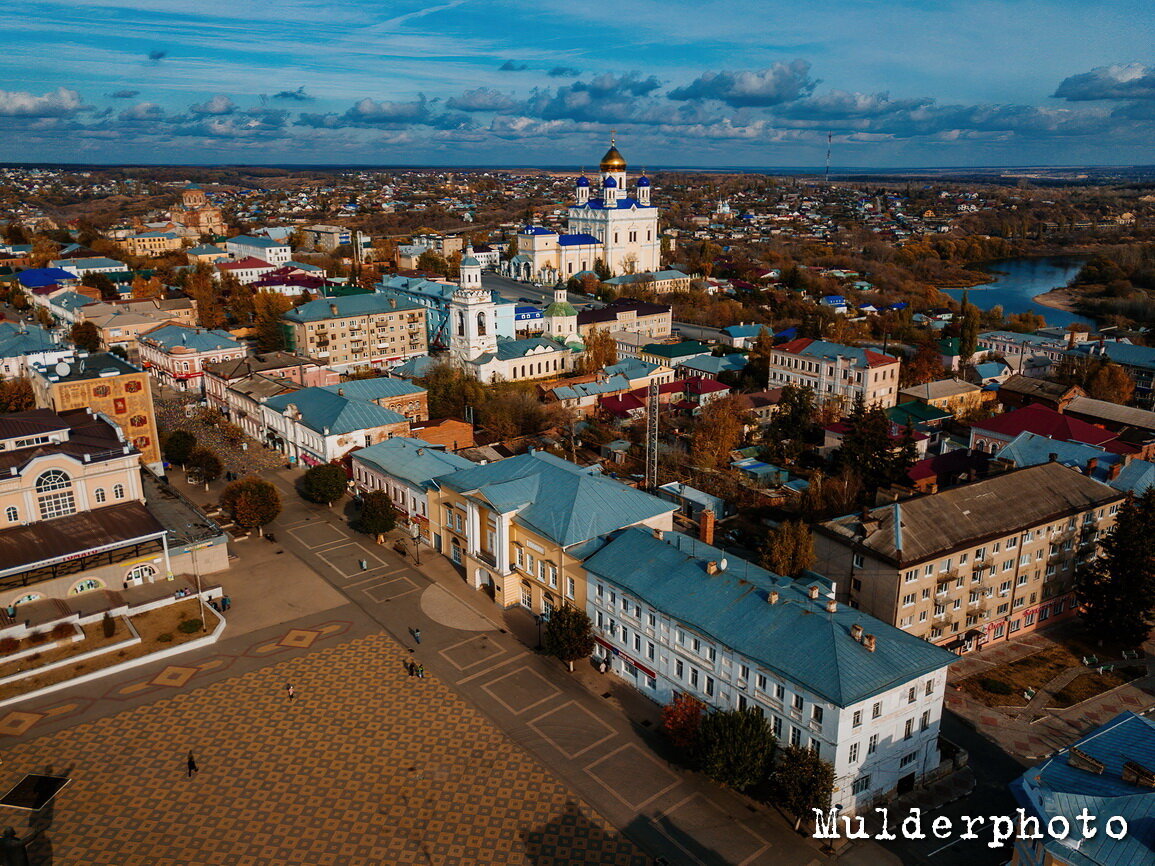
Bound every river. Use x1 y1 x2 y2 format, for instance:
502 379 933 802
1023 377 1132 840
941 256 1094 328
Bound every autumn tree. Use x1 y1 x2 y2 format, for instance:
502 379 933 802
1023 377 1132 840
355 490 396 539
69 321 102 352
768 745 835 830
185 447 223 488
690 395 747 469
220 476 281 536
695 708 776 793
579 327 617 373
543 605 595 672
900 342 944 387
131 275 164 300
81 272 116 301
252 291 293 352
162 430 197 465
0 377 34 412
416 359 487 420
760 520 815 577
301 464 347 505
184 263 225 328
662 693 704 755
416 249 449 276
1086 361 1135 405
30 236 60 268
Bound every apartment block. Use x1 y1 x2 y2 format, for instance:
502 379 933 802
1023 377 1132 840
282 295 428 370
767 338 901 410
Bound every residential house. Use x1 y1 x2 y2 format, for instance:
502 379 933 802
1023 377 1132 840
136 324 246 393
720 323 773 349
50 257 124 278
224 234 291 266
1073 341 1155 409
767 338 902 410
638 340 712 368
350 437 475 530
185 243 229 265
216 256 276 285
585 527 956 815
898 378 985 417
203 351 339 421
968 405 1127 456
601 269 690 295
976 331 1071 374
123 232 183 257
282 294 429 371
577 298 672 340
814 462 1124 652
996 374 1084 412
0 321 70 378
261 386 411 465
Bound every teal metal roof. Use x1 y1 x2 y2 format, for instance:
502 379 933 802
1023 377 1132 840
641 341 711 360
186 244 226 256
285 293 423 323
1111 459 1155 496
321 378 425 402
264 386 408 435
141 324 242 353
488 337 568 362
584 528 957 707
436 451 674 548
551 374 631 400
351 437 475 490
1012 712 1155 866
603 358 660 379
679 354 748 375
0 321 58 357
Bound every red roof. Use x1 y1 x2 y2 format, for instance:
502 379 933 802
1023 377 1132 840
685 377 729 395
600 393 645 417
774 337 898 368
973 405 1116 447
217 256 272 271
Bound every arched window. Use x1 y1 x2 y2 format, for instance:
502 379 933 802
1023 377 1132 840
36 469 75 520
4 506 17 523
126 564 156 584
456 310 465 336
71 579 102 595
94 488 106 503
113 484 125 500
477 312 487 336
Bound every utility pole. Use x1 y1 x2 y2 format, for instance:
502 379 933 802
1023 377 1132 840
645 379 659 489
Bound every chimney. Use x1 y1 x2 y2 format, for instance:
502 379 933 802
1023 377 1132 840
1109 461 1123 481
706 561 720 575
1049 452 1058 463
329 303 339 316
826 598 837 613
863 634 877 652
337 387 344 397
389 297 397 309
699 509 716 546
1068 330 1077 349
808 585 820 600
652 528 664 541
1086 457 1098 475
768 590 779 605
851 623 864 641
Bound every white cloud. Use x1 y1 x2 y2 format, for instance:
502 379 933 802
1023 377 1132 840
0 87 83 117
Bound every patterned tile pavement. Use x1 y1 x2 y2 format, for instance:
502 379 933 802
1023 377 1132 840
0 632 648 865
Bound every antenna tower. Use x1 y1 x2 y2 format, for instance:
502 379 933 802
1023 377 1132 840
645 379 659 489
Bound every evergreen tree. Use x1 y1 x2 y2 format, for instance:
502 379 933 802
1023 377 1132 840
162 430 197 465
1077 489 1155 646
833 395 905 497
762 384 816 464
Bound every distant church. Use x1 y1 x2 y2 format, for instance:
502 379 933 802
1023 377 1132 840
505 137 660 284
170 184 227 239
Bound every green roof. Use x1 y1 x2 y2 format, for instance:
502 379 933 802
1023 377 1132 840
544 301 578 317
264 387 408 435
284 293 422 323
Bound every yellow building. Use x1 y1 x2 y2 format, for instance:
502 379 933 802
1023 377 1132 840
898 378 986 417
29 353 162 472
428 452 675 616
123 232 183 257
283 294 428 371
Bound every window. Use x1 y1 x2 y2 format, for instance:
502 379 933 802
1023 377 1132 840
852 775 871 795
849 742 859 763
94 488 106 503
756 674 767 692
852 553 864 569
772 716 782 737
872 701 882 719
647 642 655 661
902 593 915 607
907 687 916 704
852 710 862 728
566 577 575 599
4 506 16 523
675 660 684 679
792 694 804 712
739 664 750 681
925 679 934 696
789 726 801 747
868 734 878 754
904 719 914 740
921 710 931 731
775 683 785 701
900 752 918 768
689 668 699 688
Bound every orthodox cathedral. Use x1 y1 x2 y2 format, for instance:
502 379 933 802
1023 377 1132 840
506 138 660 284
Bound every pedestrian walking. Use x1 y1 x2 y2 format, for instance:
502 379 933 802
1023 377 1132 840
417 664 425 679
286 683 295 700
187 750 198 778
222 595 232 611
414 628 421 644
406 661 415 677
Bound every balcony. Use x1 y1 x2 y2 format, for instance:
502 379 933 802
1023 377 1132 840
477 549 497 568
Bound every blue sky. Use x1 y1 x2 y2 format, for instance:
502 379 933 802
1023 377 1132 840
1 0 1152 167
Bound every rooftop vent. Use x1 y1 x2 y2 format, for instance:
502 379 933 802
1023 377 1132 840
851 624 864 641
1122 761 1155 788
863 634 877 652
826 599 837 613
768 590 779 605
652 528 663 540
808 585 820 600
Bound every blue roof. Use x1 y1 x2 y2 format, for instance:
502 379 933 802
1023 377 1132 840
320 378 424 402
50 291 98 313
140 324 241 353
264 387 408 435
391 355 439 379
1077 341 1155 373
678 354 747 375
227 234 283 249
285 293 422 323
0 321 58 357
603 357 660 379
551 374 632 401
519 226 556 236
820 295 847 305
583 528 957 706
575 197 648 211
436 451 674 548
17 268 77 288
1110 459 1155 496
351 437 474 490
602 176 617 188
972 361 1010 379
186 244 226 256
1012 712 1155 866
997 431 1120 483
722 323 772 339
485 337 569 362
557 233 601 246
50 257 123 270
636 176 650 187
575 176 590 187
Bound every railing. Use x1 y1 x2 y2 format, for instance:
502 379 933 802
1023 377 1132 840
477 550 497 568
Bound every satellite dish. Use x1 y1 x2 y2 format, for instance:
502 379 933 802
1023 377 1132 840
719 558 728 572
54 362 71 377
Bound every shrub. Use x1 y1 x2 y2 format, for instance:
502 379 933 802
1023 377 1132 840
50 623 73 641
0 637 18 654
157 633 174 643
177 619 203 634
980 677 1013 695
102 612 116 639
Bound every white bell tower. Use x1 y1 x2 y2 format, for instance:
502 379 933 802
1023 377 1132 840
450 280 496 361
459 244 482 289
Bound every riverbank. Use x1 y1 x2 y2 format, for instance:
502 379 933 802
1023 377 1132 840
1032 287 1082 313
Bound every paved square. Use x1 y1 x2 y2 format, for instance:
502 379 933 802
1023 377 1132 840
288 523 347 549
317 544 385 577
586 744 680 810
363 575 420 603
0 634 646 865
442 634 508 671
656 793 768 864
482 666 561 715
529 701 618 759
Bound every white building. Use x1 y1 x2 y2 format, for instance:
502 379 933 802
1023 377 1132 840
583 528 956 815
350 437 475 525
50 257 125 278
224 235 291 266
506 138 660 283
767 337 902 410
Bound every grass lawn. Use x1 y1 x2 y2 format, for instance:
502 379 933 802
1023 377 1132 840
1051 666 1147 709
0 599 211 702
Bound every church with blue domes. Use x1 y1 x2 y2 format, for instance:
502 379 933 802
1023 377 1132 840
506 137 660 284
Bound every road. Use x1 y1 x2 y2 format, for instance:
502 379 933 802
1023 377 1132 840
482 271 599 311
673 321 726 342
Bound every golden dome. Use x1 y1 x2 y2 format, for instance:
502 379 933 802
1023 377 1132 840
599 138 626 172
